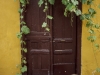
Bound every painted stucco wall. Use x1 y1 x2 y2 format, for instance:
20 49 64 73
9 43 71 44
0 0 100 75
82 0 100 75
0 0 21 75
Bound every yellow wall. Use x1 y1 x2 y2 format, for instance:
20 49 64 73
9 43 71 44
82 0 100 75
0 0 100 75
0 0 21 75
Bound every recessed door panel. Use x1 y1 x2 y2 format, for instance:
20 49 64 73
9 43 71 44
52 1 76 75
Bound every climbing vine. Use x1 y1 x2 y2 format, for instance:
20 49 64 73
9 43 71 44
16 0 100 75
38 0 100 74
16 0 30 75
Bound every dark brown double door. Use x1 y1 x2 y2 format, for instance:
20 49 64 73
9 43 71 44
25 0 80 75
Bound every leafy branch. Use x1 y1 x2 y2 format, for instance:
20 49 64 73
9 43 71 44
15 0 100 75
16 0 30 75
38 0 100 74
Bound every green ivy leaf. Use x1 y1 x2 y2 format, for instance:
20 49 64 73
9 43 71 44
38 0 44 7
80 14 85 20
48 0 55 5
23 48 27 53
16 73 22 75
21 26 30 34
88 8 96 17
20 40 26 45
20 21 26 25
17 32 22 39
43 6 48 12
66 3 76 12
94 44 99 49
87 0 93 5
94 24 100 29
20 0 26 6
46 28 50 31
86 20 93 28
64 11 68 17
88 29 94 34
81 0 87 4
98 4 100 9
96 68 100 72
84 13 91 20
20 0 25 4
87 36 96 42
75 9 82 16
62 0 69 5
16 64 21 68
71 0 79 5
21 65 27 73
47 15 53 19
18 8 23 13
20 16 24 19
42 22 47 28
23 59 27 64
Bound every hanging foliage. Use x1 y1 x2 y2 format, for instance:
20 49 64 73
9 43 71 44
16 0 100 75
38 0 100 74
16 0 30 75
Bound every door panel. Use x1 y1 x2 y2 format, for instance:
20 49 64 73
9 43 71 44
25 0 77 75
53 2 73 38
53 65 75 75
52 1 76 75
27 39 51 75
26 0 46 32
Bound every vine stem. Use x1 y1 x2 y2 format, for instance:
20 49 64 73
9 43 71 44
71 13 73 27
92 42 99 68
89 3 99 69
45 0 48 23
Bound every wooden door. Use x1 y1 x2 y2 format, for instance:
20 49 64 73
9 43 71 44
25 0 81 75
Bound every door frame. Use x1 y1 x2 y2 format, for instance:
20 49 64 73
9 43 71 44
23 1 82 75
76 2 82 75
